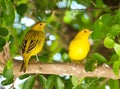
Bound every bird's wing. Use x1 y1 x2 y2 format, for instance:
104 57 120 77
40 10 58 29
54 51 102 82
22 31 44 54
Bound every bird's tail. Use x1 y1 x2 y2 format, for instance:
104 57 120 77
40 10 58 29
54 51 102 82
20 55 30 72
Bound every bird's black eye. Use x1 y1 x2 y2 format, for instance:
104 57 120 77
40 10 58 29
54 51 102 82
84 30 87 33
40 23 42 26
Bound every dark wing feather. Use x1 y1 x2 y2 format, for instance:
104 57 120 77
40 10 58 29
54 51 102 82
26 40 38 53
22 31 43 54
22 40 27 54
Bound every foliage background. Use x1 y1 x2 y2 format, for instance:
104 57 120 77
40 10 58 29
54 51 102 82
0 0 120 89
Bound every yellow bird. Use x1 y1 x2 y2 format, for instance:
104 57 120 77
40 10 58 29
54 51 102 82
68 29 92 61
20 22 46 72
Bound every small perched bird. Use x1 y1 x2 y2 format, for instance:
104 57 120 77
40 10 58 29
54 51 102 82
68 29 92 61
20 22 46 72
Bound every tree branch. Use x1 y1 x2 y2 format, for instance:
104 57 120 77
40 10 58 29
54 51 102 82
0 61 119 79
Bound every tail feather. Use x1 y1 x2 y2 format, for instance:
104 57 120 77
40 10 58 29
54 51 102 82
20 55 30 72
20 61 26 72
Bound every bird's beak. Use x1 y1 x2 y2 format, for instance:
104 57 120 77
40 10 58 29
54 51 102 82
90 31 93 34
43 22 47 27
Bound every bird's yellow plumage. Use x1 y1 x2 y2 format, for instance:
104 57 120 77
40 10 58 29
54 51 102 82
20 22 46 72
68 29 92 61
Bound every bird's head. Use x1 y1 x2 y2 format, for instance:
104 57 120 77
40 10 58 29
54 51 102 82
75 29 92 39
31 22 47 31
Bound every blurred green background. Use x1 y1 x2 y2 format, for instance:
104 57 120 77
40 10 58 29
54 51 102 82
0 0 120 89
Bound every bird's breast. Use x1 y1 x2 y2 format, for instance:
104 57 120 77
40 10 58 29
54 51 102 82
68 39 90 61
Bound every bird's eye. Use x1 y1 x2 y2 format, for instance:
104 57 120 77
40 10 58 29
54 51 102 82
84 30 87 33
40 23 42 26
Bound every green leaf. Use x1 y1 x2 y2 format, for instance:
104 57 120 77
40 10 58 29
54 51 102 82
38 75 47 88
2 60 14 86
108 24 120 39
115 10 120 24
62 52 70 62
0 11 3 25
2 0 15 25
55 76 64 89
91 53 107 63
114 43 120 56
50 39 60 52
113 60 119 76
85 59 97 71
3 59 13 79
108 54 119 65
104 37 114 48
85 53 107 71
19 74 30 80
93 53 107 62
16 0 28 5
0 27 9 36
77 77 100 89
63 11 79 24
71 76 79 86
38 53 49 62
92 14 113 40
108 79 119 89
23 75 36 89
16 4 28 17
65 78 73 89
63 11 72 24
8 35 15 55
1 75 14 85
0 37 6 51
95 0 106 8
44 75 56 89
77 0 91 6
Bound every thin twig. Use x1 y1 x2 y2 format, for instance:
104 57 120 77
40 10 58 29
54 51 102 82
45 5 120 11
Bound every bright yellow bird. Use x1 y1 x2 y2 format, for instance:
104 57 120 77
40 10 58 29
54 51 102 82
20 22 46 72
68 29 92 61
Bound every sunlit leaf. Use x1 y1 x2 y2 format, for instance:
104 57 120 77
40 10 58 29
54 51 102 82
16 0 28 5
71 76 79 86
108 79 119 89
55 76 64 89
114 43 120 56
81 13 90 24
115 10 120 24
44 75 56 89
90 53 107 64
3 59 13 78
108 24 120 39
23 75 36 89
104 37 114 48
92 14 113 40
2 59 14 86
95 0 106 8
38 75 47 88
108 54 119 65
62 52 70 62
113 60 119 76
2 0 15 25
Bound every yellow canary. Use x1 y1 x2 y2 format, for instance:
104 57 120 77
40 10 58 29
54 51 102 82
20 22 46 72
68 29 92 61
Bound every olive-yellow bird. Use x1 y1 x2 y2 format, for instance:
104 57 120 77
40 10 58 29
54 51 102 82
68 29 92 61
20 22 46 72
